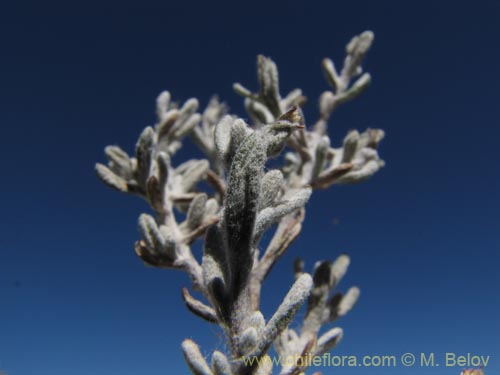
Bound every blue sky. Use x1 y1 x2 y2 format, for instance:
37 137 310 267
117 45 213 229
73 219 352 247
0 1 498 374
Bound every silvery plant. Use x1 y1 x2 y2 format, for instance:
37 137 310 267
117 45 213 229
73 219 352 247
96 31 384 375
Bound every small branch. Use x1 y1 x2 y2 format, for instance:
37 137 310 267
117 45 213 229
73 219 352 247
170 192 198 204
207 169 227 196
309 163 353 189
260 210 304 280
249 209 305 310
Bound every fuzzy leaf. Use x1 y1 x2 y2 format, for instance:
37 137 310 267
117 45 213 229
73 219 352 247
215 116 250 170
204 198 219 218
138 214 164 250
135 126 155 186
336 159 384 184
156 91 171 120
186 193 208 230
254 187 311 240
322 58 341 91
182 339 213 375
214 116 233 163
282 88 305 109
95 163 128 192
239 327 258 354
257 55 281 116
330 254 350 287
311 163 353 189
244 98 274 125
316 327 343 354
146 175 164 211
212 351 232 375
203 225 228 280
312 136 331 179
337 286 360 317
247 311 266 333
173 112 201 139
233 82 253 98
202 225 230 321
238 274 312 373
157 109 179 142
258 170 284 210
339 73 371 104
176 98 199 126
157 152 170 188
342 31 374 80
341 130 360 163
105 145 132 178
182 287 218 323
262 121 303 158
263 273 313 345
224 131 267 294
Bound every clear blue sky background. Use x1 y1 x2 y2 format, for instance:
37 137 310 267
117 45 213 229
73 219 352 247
0 1 498 374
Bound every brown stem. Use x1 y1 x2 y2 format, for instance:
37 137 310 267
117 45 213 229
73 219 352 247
249 209 305 310
206 169 227 196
